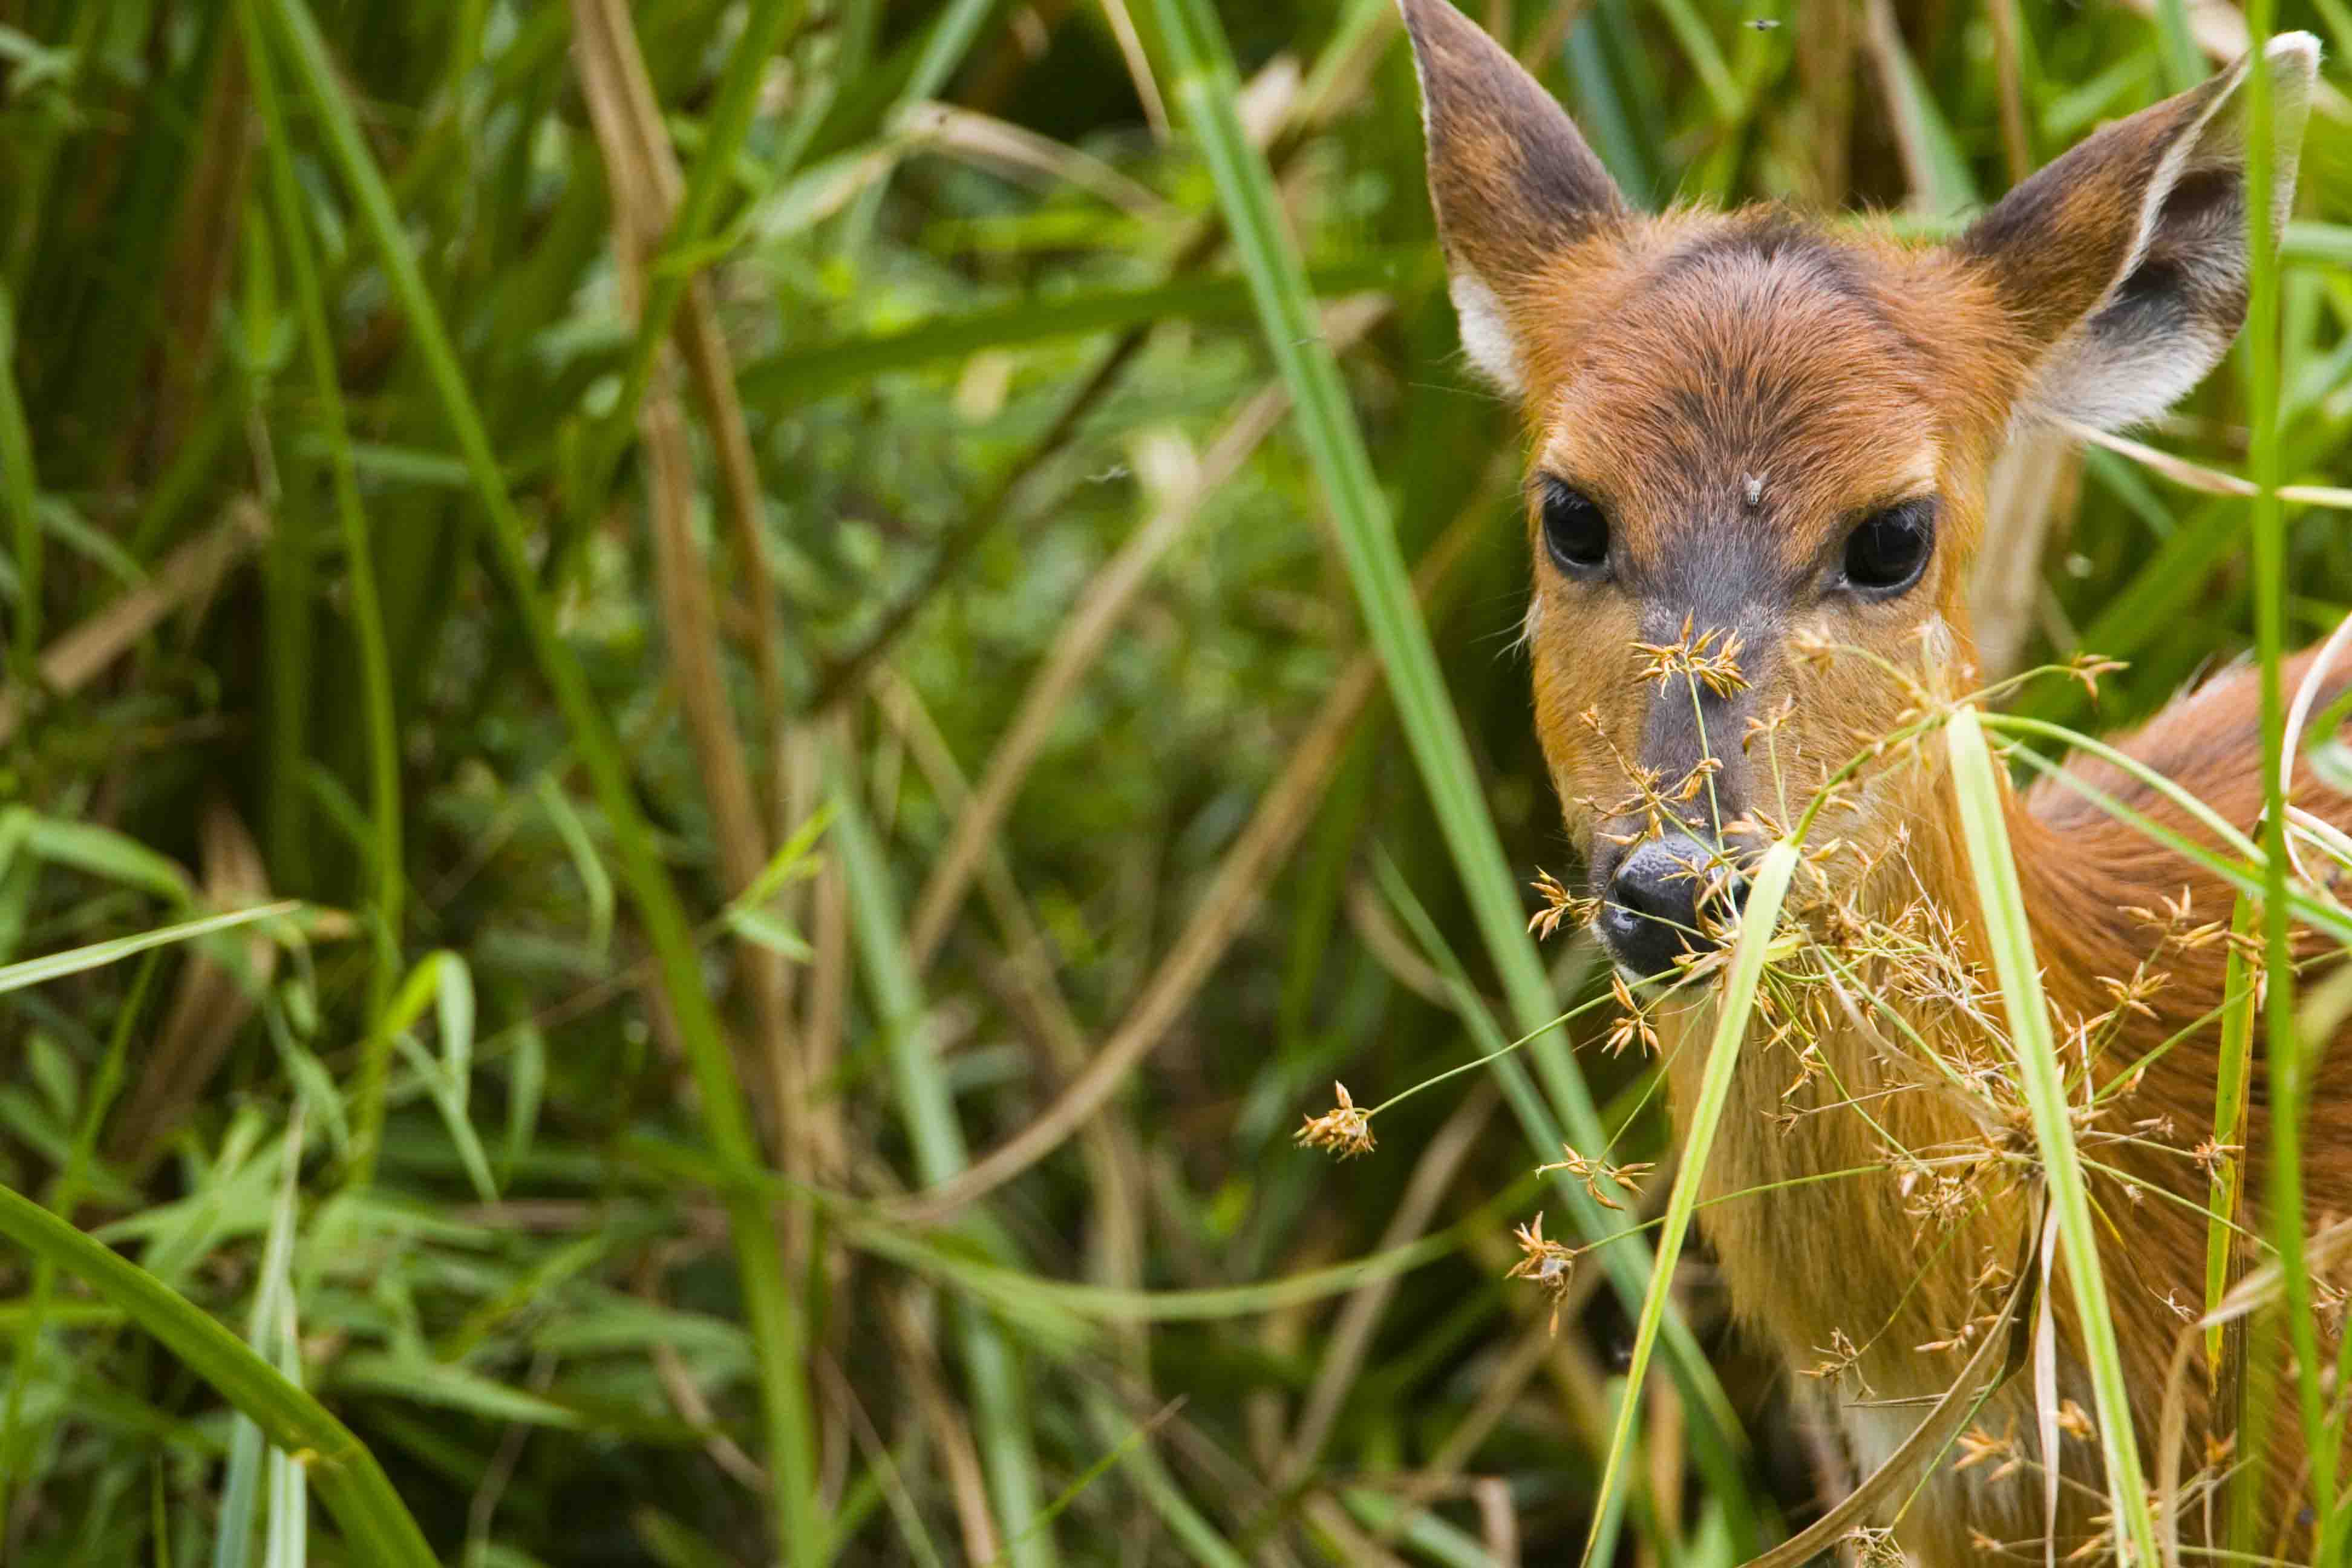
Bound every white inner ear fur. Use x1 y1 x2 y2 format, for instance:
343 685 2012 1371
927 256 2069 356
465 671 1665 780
2020 33 2319 434
1399 24 1531 399
1448 269 1524 394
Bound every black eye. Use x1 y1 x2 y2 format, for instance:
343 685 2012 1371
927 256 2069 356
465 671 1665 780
1540 480 1609 575
1841 498 1935 596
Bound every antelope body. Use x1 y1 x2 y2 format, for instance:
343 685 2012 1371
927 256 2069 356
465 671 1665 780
1398 2 2340 1558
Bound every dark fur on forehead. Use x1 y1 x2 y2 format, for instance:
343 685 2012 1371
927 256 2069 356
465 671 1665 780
1648 210 1858 284
1557 214 1941 497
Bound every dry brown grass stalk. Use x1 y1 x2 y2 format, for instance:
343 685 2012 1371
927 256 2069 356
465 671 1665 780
1094 0 1169 137
889 489 1495 1224
0 501 269 746
907 294 1390 973
108 800 275 1166
572 0 803 1166
1344 874 1456 1006
869 664 1151 1371
884 1292 1003 1566
1795 0 1857 206
1276 1080 1498 1489
1971 426 2077 681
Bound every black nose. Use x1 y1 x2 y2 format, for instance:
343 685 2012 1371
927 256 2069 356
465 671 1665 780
1600 833 1743 979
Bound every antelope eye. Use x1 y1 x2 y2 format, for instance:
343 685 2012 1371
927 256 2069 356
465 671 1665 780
1540 480 1609 575
1841 498 1935 596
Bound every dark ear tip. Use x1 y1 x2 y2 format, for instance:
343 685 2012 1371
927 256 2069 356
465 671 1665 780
1396 0 1473 50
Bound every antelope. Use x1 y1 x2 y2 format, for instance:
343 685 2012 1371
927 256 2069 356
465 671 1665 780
1397 1 2341 1558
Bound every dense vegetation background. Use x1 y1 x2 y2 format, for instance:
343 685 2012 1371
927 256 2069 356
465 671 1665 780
2 0 2351 1563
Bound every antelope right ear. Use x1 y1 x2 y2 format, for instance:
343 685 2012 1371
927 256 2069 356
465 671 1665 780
1958 34 2319 433
1398 0 1628 394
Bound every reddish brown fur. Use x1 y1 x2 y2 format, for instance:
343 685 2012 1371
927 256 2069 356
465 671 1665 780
1399 0 2335 1558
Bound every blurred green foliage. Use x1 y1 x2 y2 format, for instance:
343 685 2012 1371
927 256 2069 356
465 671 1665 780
0 0 2350 1563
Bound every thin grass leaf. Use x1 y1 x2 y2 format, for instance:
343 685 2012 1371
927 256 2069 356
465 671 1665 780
258 3 822 1550
534 776 613 958
0 904 298 998
1086 1391 1246 1568
1146 0 1760 1540
731 803 835 914
1863 0 1977 217
731 251 1429 405
1653 0 1740 123
829 768 1057 1567
722 906 814 961
839 0 1008 248
22 816 195 906
1946 705 2160 1564
0 280 41 667
2205 895 2259 1387
1578 839 1795 1568
1561 12 1651 198
503 1024 546 1181
583 0 802 503
217 1116 305 1568
2237 13 2339 1547
390 1032 497 1203
2153 0 2207 93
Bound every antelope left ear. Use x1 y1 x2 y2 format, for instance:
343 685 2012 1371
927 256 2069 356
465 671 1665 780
1958 34 2319 432
1398 0 1628 394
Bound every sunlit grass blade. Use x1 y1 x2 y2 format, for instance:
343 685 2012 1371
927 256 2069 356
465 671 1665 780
0 903 298 996
2238 11 2336 1549
1576 838 1795 1568
1946 705 2160 1564
2204 894 2258 1387
1146 0 1760 1540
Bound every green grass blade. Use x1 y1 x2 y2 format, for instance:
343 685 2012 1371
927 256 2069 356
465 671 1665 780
839 0 1005 249
1946 705 2160 1564
732 249 1434 407
2204 895 2258 1388
829 765 1056 1568
258 2 822 1555
0 1183 434 1568
1085 1391 1247 1568
2152 0 2207 93
1576 839 1796 1568
240 0 405 1194
583 0 802 503
0 281 41 669
1145 0 1758 1535
1869 1 1978 217
215 1118 305 1568
1653 0 1740 123
1562 12 1653 198
0 904 298 997
2239 10 2336 1545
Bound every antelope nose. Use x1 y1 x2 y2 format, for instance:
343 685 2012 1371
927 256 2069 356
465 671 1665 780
1601 833 1740 979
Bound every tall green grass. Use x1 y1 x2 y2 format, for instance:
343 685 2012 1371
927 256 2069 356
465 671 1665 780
0 2 2349 1564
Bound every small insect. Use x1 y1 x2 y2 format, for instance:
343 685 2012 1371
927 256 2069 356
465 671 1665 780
1746 16 1781 28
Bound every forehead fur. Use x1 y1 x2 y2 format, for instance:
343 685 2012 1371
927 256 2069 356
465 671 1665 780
1517 212 2017 554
